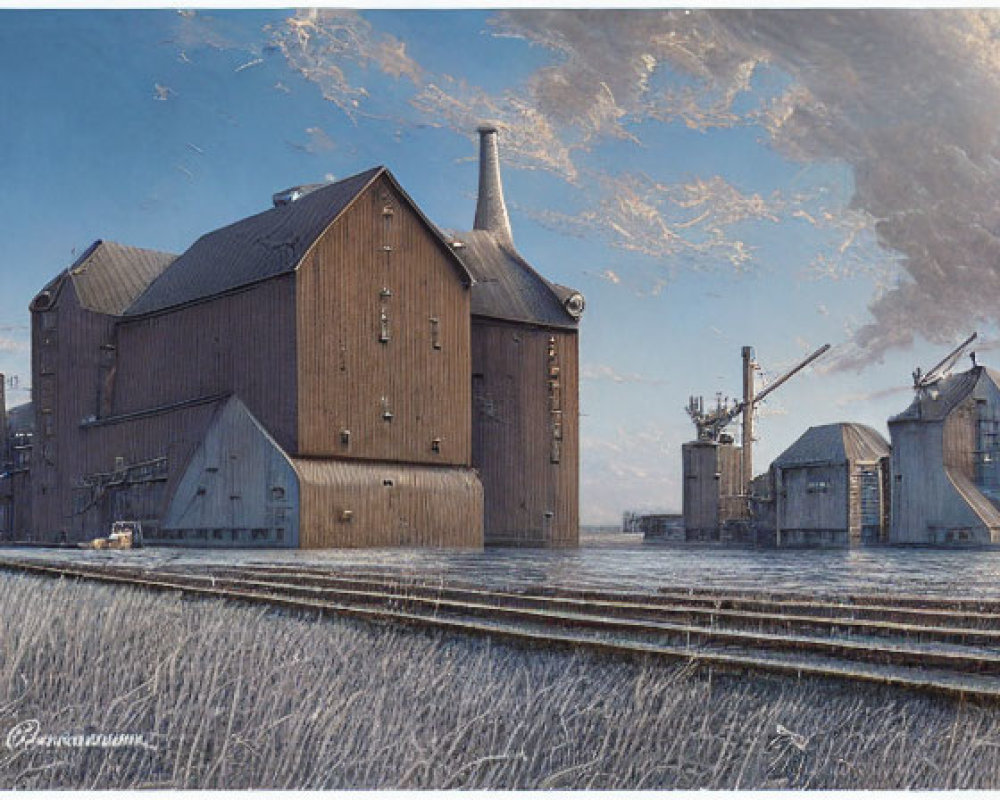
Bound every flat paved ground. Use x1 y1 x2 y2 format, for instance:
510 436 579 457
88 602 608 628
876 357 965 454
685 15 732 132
4 532 1000 600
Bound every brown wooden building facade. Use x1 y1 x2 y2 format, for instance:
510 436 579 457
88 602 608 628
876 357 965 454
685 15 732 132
449 127 583 546
5 128 582 549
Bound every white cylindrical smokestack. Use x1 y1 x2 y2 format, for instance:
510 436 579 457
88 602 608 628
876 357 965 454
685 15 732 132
474 125 513 244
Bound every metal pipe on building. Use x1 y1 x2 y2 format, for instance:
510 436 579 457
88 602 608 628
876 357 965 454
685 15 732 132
741 347 755 502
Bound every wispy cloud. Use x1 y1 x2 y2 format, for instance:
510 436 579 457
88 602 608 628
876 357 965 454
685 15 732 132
288 126 336 155
487 10 1000 369
581 364 664 385
153 83 175 102
581 424 680 520
234 57 264 73
834 385 912 408
529 171 780 272
0 338 28 354
271 9 422 120
411 78 577 179
195 8 1000 371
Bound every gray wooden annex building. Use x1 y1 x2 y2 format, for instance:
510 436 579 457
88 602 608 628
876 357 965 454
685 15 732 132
889 364 1000 544
761 422 890 547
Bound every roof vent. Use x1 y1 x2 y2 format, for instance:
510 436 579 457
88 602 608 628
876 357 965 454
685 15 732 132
272 183 328 207
473 125 513 244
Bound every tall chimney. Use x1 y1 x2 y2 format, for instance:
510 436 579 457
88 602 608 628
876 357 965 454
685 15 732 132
474 125 513 244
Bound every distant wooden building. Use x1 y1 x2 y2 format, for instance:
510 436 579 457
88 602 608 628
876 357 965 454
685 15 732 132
766 423 890 547
889 365 1000 544
0 400 32 540
5 128 581 549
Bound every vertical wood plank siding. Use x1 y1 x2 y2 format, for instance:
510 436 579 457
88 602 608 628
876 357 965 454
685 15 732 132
31 273 297 542
30 283 116 539
296 459 482 548
471 320 579 546
943 395 977 478
682 443 720 536
717 444 746 522
114 276 299 453
682 442 742 538
777 464 849 544
296 175 472 466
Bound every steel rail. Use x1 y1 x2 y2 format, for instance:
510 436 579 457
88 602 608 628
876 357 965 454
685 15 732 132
3 558 1000 702
172 564 1000 632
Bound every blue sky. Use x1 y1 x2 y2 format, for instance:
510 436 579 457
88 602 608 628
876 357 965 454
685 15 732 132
2 8 998 523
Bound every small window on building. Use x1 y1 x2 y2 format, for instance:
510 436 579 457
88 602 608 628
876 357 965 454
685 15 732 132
379 308 390 343
271 486 285 501
430 317 441 350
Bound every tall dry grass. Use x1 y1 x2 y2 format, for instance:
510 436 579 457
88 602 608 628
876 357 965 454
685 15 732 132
0 572 995 790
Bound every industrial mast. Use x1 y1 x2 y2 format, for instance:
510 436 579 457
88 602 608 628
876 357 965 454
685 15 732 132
682 342 830 541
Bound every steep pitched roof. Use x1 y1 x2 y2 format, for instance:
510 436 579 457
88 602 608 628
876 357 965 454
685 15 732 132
71 241 177 314
127 166 472 316
31 240 176 316
889 366 997 424
773 422 889 468
127 167 383 316
445 229 579 329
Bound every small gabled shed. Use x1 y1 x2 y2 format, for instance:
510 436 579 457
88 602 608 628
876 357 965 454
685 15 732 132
771 422 890 547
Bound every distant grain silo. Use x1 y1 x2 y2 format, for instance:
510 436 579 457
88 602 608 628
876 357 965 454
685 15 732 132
889 363 1000 544
681 438 744 541
768 423 890 547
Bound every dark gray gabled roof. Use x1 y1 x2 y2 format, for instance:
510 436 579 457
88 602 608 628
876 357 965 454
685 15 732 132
31 240 176 317
70 240 177 314
889 366 999 424
127 166 472 316
773 422 889 469
446 229 579 330
127 168 383 316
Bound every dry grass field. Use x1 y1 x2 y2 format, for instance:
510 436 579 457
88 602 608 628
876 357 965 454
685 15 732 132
0 571 997 790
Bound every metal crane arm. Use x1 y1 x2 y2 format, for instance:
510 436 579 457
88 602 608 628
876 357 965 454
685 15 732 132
917 332 977 387
750 343 831 408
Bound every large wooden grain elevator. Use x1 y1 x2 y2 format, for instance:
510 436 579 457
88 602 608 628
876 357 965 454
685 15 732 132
0 128 582 549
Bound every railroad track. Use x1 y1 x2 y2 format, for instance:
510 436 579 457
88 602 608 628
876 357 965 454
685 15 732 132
4 556 1000 702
